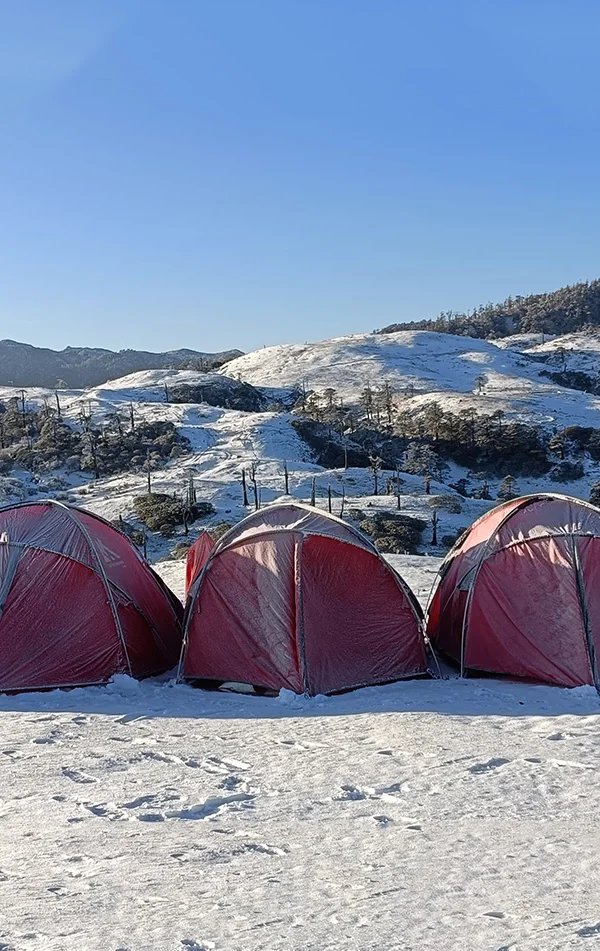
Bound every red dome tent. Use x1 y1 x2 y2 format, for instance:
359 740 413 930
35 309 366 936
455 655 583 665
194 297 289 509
427 494 600 689
185 531 215 598
180 502 427 695
0 500 183 692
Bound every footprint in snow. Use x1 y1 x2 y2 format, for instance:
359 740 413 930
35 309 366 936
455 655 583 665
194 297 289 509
85 802 127 821
469 758 510 774
205 755 250 771
62 768 97 784
242 842 290 856
577 922 600 937
167 792 256 821
181 940 215 950
336 782 408 803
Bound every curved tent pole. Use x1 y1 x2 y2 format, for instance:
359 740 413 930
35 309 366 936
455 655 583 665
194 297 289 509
179 508 427 686
57 502 134 677
177 545 219 682
456 493 600 678
457 496 541 678
569 534 600 693
423 495 535 677
0 498 182 626
209 500 386 559
293 534 311 696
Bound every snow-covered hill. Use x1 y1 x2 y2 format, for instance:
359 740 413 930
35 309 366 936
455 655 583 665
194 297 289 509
3 329 600 560
222 330 600 428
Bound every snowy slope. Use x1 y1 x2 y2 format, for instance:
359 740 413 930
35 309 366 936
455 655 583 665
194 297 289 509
491 332 555 351
527 331 600 374
222 330 600 428
0 366 490 560
3 337 600 558
0 575 600 950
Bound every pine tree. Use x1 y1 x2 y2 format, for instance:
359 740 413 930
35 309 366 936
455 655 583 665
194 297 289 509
497 475 519 502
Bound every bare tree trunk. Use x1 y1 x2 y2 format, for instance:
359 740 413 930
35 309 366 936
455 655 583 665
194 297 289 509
54 391 62 420
129 403 135 432
249 464 259 511
431 511 438 545
340 486 346 518
328 485 332 514
284 460 289 495
90 433 99 480
241 468 249 506
396 464 402 509
310 477 316 507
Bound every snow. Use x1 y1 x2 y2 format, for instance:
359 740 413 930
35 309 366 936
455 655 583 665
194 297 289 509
3 333 600 945
222 329 600 428
1 557 600 950
491 332 556 351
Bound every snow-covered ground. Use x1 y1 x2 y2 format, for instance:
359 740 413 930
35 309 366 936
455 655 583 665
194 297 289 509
2 553 600 950
222 329 600 428
3 329 600 549
4 329 600 947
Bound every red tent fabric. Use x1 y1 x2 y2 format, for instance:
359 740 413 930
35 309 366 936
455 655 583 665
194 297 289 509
181 502 426 695
427 494 600 689
0 500 183 692
185 531 215 598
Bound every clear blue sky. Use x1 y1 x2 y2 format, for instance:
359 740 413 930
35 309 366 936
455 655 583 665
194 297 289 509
1 0 600 354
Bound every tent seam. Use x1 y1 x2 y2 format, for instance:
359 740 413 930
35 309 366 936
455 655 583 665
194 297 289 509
59 504 133 678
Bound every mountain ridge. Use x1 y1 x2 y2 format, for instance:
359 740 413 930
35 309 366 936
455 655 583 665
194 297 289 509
0 339 243 388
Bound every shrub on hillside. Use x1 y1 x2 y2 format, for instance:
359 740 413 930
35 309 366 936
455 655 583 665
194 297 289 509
549 460 584 482
359 512 426 554
427 494 463 514
111 517 146 548
441 527 469 550
291 418 372 468
133 493 215 534
210 521 234 542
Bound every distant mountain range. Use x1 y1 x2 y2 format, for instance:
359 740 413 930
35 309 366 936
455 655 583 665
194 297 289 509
0 340 243 388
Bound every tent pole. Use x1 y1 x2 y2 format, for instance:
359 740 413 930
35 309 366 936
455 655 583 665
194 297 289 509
570 534 600 694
